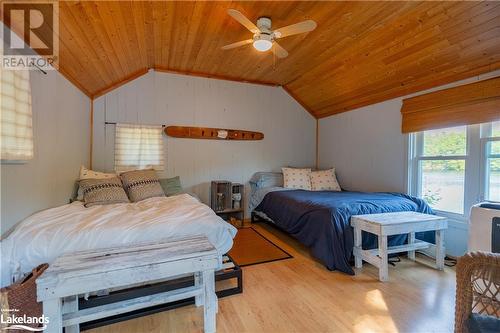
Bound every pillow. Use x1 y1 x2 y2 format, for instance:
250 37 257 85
79 165 116 180
249 172 284 189
76 166 116 201
159 176 183 196
120 169 165 202
282 167 312 190
79 177 129 207
311 168 341 191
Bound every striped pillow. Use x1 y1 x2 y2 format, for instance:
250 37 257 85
120 169 165 202
79 177 129 207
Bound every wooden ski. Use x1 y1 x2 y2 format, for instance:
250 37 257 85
165 126 264 141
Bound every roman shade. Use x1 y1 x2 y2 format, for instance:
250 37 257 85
114 123 164 172
401 76 500 133
1 68 33 160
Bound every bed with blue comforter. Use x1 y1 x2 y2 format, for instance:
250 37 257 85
254 190 435 275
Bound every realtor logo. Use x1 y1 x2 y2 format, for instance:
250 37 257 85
1 1 59 70
0 308 49 331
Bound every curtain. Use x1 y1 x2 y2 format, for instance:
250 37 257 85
0 68 33 160
401 76 500 133
114 123 164 172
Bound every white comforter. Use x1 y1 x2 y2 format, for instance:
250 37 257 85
1 194 237 287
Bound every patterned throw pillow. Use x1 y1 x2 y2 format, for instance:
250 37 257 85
311 168 341 191
120 169 165 202
282 167 312 190
79 177 129 207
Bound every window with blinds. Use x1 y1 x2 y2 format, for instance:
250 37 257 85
114 123 164 172
1 68 33 161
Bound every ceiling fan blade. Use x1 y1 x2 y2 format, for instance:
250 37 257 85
227 9 259 34
221 39 253 50
271 42 288 58
274 20 317 38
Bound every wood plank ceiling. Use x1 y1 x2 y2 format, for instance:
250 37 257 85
5 1 500 118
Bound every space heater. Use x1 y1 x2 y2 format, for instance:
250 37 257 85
468 202 500 253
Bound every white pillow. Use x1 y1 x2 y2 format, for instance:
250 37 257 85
79 165 116 180
311 168 341 191
282 167 312 190
77 166 117 200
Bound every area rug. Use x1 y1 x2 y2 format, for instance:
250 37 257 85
228 227 292 267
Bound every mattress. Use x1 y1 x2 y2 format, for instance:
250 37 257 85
1 194 237 287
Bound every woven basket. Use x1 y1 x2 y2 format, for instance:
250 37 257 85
0 263 49 331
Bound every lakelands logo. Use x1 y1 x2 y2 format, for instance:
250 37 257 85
1 309 49 331
1 0 59 70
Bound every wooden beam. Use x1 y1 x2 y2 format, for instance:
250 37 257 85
153 66 279 87
58 68 93 98
92 68 149 99
282 85 317 119
89 98 94 169
315 119 319 169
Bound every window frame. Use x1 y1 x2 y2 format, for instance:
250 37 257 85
479 122 500 202
408 126 470 220
408 122 499 221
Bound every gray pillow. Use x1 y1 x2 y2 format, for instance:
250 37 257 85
249 172 284 189
79 177 129 207
159 176 183 196
120 169 165 203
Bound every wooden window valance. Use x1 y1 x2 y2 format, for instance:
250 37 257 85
401 76 500 133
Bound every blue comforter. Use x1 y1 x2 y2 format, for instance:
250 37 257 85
255 190 434 275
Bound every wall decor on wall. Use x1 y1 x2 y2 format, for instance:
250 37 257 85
165 126 264 141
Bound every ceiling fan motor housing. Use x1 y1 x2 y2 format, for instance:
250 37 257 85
254 16 274 45
257 17 272 33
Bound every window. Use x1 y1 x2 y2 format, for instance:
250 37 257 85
409 121 500 218
1 67 33 161
412 126 467 214
483 121 500 202
114 124 164 172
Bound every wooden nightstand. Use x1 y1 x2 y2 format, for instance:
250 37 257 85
210 181 244 227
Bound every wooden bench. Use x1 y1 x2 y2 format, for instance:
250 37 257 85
36 236 220 333
351 211 447 282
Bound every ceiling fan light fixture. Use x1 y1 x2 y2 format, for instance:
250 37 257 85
253 39 273 52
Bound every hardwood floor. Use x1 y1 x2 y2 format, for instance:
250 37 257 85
89 222 456 333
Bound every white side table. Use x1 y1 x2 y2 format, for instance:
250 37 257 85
351 211 447 282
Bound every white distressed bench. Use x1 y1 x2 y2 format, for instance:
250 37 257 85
36 236 220 333
351 211 447 282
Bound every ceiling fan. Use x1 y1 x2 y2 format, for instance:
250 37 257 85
222 9 317 58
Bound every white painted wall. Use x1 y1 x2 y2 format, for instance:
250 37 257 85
92 71 316 214
1 70 91 236
318 69 500 257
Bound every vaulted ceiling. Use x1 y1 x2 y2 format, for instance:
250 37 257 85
3 1 500 118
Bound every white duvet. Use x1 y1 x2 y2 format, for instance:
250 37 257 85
0 194 237 287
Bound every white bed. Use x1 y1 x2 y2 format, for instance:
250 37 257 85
1 194 237 287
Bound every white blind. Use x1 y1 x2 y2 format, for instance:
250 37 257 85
0 68 33 160
114 123 164 172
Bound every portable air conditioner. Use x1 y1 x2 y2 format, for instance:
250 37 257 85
468 202 500 253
